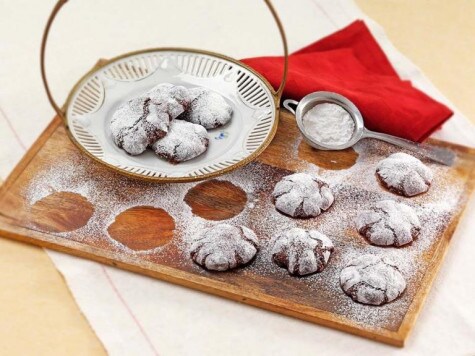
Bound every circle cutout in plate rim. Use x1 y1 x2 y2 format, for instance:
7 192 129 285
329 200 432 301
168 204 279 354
65 49 277 182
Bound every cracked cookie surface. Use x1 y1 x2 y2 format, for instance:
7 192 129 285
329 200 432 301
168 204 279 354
190 223 258 271
272 173 334 218
340 254 406 306
152 120 209 164
178 87 232 129
356 200 420 247
271 228 334 276
110 83 190 155
110 96 165 155
147 83 191 119
376 152 433 197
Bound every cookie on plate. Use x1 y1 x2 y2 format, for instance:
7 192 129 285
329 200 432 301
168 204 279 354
152 120 209 164
179 87 232 129
111 83 191 155
146 83 191 119
110 96 170 155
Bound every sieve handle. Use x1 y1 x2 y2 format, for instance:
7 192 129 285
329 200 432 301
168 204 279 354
283 99 299 115
363 129 455 166
40 0 289 119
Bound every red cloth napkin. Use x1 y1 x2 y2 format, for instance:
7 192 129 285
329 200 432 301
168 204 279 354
241 20 453 142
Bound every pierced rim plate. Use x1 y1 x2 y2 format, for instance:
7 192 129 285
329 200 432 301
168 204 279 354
64 49 278 182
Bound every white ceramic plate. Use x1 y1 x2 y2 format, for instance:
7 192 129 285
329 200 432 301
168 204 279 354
65 49 277 182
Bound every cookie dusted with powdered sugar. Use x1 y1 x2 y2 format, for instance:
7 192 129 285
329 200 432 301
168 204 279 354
179 87 232 129
110 83 191 155
272 173 334 218
190 224 258 271
152 120 209 164
356 200 420 247
146 83 191 119
110 96 169 155
340 254 406 306
376 152 433 197
271 228 334 276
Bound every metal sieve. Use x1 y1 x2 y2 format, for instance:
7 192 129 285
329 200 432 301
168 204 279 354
284 91 454 165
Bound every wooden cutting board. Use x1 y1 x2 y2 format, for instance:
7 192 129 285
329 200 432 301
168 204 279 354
0 112 474 347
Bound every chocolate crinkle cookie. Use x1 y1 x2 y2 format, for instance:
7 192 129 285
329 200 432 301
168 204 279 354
147 83 191 118
356 200 420 247
272 173 334 218
152 120 209 164
110 84 190 155
271 228 334 276
376 152 433 197
190 224 259 271
110 96 168 155
178 87 233 129
340 254 406 306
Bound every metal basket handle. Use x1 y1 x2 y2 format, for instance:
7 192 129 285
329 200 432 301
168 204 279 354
40 0 289 119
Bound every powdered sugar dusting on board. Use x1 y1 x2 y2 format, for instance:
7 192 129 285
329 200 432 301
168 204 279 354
22 135 466 329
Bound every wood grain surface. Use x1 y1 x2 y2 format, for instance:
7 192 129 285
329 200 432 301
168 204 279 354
0 111 474 348
107 206 175 251
29 192 95 233
184 179 248 220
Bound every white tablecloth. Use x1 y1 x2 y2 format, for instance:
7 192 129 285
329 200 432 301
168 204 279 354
1 0 474 354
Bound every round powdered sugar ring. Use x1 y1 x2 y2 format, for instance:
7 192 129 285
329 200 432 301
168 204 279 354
340 254 406 306
272 173 334 218
376 152 433 197
179 87 233 129
356 200 421 247
190 224 259 271
271 228 334 276
152 120 209 164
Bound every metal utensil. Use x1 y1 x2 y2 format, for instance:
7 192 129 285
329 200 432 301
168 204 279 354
283 91 455 166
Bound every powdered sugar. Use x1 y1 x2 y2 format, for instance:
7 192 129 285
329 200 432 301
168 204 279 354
302 103 355 146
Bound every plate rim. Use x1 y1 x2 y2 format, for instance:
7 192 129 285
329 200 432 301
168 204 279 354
62 47 280 183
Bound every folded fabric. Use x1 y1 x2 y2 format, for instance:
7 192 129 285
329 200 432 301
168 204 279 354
241 20 453 142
